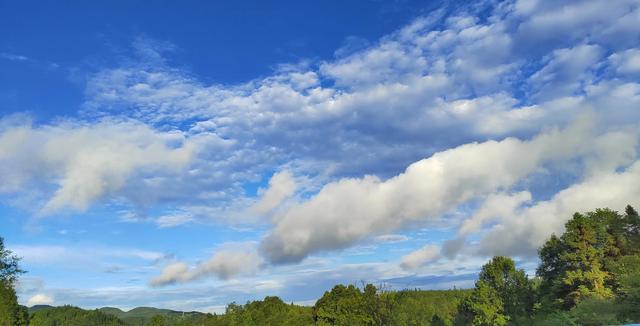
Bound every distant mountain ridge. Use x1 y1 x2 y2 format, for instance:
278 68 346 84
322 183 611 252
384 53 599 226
99 306 205 325
27 305 205 326
27 305 54 314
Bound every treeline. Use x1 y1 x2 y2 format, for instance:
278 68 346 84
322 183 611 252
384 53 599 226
28 306 125 326
1 205 639 325
454 206 640 325
100 288 468 326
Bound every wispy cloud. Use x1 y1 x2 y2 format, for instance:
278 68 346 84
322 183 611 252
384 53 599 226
0 52 29 62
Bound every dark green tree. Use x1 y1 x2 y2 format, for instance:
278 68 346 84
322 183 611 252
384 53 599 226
0 237 24 285
561 212 613 304
0 236 27 326
609 255 640 321
537 234 567 308
0 281 21 326
622 205 640 255
537 211 618 309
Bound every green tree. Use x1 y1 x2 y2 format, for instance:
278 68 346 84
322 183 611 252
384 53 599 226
568 298 621 326
211 296 313 325
0 237 24 285
0 236 27 326
457 280 508 326
383 288 469 325
609 255 640 321
313 284 373 326
457 256 532 325
14 306 28 326
533 206 640 323
477 256 534 318
622 205 640 255
146 315 167 326
537 211 618 308
537 234 567 308
561 212 613 304
0 281 20 326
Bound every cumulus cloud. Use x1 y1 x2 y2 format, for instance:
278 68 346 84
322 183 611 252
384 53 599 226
458 191 532 236
0 118 194 214
151 247 262 286
27 294 54 306
609 49 640 76
251 171 297 215
260 118 635 264
528 44 603 100
401 245 441 270
476 161 640 256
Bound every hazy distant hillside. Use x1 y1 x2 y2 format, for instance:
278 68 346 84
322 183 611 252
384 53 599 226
24 305 205 326
26 305 53 314
98 306 205 325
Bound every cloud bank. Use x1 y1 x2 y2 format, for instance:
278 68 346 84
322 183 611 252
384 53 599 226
260 119 638 263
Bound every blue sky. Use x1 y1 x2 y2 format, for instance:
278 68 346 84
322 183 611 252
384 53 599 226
1 0 640 312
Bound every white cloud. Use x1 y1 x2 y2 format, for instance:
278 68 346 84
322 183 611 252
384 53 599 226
609 49 640 76
67 1 638 222
458 191 532 236
528 44 603 100
400 245 441 270
0 119 195 214
151 247 262 286
476 160 640 256
251 171 297 215
513 0 640 49
260 118 633 263
149 262 190 286
154 213 194 228
77 0 640 199
27 294 54 306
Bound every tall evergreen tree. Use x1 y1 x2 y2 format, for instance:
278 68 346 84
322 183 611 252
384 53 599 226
0 237 24 285
0 237 27 326
538 211 618 309
561 212 613 305
623 205 640 254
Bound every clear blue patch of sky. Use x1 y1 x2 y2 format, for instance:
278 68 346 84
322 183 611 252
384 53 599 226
0 0 444 121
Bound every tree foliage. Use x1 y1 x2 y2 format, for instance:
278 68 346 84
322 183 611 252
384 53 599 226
0 237 27 326
0 237 24 286
29 306 125 326
0 281 28 326
536 207 640 311
456 256 533 325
